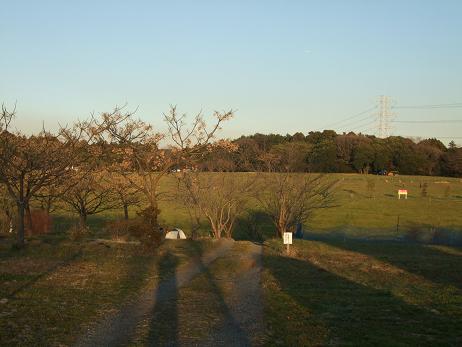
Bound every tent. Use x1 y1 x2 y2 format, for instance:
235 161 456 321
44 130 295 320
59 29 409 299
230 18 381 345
165 228 187 240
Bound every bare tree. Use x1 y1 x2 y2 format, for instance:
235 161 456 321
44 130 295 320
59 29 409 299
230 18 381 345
257 173 337 238
176 176 203 240
178 172 255 239
0 103 90 247
33 181 62 216
61 170 118 227
103 172 141 220
94 105 233 242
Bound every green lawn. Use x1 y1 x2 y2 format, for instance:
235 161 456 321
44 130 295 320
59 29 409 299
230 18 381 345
22 173 462 242
158 173 462 241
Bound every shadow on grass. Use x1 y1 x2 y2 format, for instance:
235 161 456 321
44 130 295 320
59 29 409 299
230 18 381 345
264 253 461 346
234 210 274 242
317 237 462 291
7 247 83 298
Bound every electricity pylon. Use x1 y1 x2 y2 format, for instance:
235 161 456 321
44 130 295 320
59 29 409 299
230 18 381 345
377 95 394 138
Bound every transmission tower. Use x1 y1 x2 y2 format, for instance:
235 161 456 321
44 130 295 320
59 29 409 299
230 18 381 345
377 95 394 138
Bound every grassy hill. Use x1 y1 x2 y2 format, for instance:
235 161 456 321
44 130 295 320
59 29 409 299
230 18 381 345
156 173 462 242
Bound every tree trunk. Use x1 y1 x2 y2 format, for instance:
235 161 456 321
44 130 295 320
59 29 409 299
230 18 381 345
123 203 129 220
25 201 33 235
79 213 87 228
16 201 25 248
46 197 52 216
149 199 160 231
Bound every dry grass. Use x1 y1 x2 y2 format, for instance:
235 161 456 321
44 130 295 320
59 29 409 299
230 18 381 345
0 236 217 346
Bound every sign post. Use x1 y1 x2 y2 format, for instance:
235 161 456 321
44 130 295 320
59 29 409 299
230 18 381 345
398 189 408 199
283 232 292 254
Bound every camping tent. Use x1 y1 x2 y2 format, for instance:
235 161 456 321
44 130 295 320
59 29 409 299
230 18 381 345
165 228 187 240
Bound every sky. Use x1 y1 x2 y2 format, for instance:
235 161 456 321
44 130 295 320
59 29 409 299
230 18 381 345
1 0 461 143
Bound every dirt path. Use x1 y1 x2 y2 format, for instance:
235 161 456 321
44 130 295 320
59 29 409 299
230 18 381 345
198 241 264 346
74 240 234 347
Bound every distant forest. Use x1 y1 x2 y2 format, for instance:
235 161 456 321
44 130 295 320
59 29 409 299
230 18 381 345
199 131 462 177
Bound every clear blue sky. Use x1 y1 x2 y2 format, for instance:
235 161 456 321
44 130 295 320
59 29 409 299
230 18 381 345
1 0 461 142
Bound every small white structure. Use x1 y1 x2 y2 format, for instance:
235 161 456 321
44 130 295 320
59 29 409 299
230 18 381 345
165 228 187 240
283 232 293 254
283 232 293 245
398 189 408 199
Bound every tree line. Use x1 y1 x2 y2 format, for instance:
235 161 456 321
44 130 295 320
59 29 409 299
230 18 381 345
201 131 462 176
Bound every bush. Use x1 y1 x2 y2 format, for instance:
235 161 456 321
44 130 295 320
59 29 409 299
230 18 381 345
105 218 162 248
235 211 265 241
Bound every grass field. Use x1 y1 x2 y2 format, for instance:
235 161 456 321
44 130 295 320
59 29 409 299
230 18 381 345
1 173 462 345
22 173 461 243
263 238 462 346
0 235 219 345
158 173 462 242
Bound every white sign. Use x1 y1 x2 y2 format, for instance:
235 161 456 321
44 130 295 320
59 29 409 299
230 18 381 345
283 232 292 245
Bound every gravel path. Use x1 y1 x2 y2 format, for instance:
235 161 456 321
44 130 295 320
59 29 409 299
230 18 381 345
74 240 234 347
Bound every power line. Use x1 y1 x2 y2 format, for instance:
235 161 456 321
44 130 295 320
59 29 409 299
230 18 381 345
337 114 377 130
315 99 461 134
359 127 377 135
350 118 379 133
396 135 462 140
392 120 462 124
432 137 462 139
317 106 377 130
393 102 462 109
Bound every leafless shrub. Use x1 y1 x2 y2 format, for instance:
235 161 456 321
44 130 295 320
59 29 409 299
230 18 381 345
178 173 256 239
257 173 337 238
68 224 90 241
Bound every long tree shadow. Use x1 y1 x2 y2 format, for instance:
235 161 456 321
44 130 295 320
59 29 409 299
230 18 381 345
265 253 461 346
167 241 252 345
147 251 180 346
193 247 251 345
144 240 252 346
316 237 462 290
